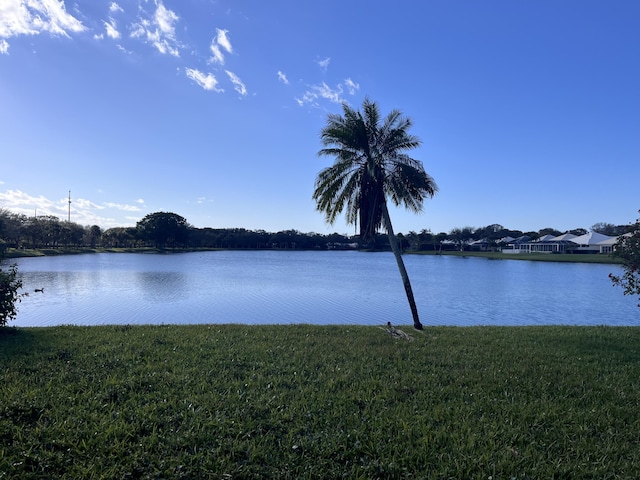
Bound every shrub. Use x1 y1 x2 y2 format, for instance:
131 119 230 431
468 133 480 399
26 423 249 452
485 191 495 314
610 211 640 307
0 262 23 326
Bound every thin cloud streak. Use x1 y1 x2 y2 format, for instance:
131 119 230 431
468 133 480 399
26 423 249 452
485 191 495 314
130 0 181 57
296 78 360 107
109 2 123 14
103 202 142 212
317 57 330 71
277 70 289 85
104 19 120 39
186 68 223 92
216 29 232 54
226 70 247 96
209 28 233 65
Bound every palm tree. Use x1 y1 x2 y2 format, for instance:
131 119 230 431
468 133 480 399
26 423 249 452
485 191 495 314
313 98 438 330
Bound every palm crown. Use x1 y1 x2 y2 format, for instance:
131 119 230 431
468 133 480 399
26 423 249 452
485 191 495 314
314 98 438 243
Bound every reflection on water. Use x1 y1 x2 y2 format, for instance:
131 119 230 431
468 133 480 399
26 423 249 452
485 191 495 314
136 271 188 303
11 251 639 327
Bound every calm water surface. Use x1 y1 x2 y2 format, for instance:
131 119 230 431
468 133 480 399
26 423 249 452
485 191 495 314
12 251 638 327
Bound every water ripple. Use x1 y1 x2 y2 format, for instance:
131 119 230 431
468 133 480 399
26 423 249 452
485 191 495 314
12 251 639 327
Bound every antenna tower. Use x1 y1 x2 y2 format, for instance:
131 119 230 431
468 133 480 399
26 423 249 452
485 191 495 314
68 190 72 223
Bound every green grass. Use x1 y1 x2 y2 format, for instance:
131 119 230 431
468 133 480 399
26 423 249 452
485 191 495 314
413 250 622 264
1 325 639 479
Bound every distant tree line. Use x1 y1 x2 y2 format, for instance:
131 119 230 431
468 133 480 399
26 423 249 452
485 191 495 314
0 209 634 253
0 210 357 251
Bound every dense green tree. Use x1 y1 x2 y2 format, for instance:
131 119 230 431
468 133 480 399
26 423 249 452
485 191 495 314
60 222 86 247
102 227 138 248
0 211 25 248
86 225 102 247
591 222 628 236
416 229 434 251
591 222 616 235
313 98 438 329
136 212 191 249
449 227 475 251
538 227 562 237
610 211 640 307
473 224 506 241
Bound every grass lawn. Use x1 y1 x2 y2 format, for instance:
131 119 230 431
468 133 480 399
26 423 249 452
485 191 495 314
1 325 639 479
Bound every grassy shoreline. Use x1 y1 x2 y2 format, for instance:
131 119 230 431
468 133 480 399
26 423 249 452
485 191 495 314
412 250 622 264
2 324 639 478
4 246 622 264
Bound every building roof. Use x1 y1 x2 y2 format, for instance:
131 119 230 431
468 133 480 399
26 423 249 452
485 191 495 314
570 231 615 246
552 233 578 241
596 237 619 246
536 234 556 242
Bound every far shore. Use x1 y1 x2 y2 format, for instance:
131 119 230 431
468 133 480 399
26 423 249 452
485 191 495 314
3 246 623 264
412 249 623 264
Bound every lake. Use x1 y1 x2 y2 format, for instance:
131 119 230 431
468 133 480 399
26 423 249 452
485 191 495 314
10 250 639 327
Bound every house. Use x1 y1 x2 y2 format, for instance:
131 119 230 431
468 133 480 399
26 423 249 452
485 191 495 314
469 238 490 251
596 237 618 254
521 233 577 254
501 231 618 255
500 235 531 254
569 232 616 254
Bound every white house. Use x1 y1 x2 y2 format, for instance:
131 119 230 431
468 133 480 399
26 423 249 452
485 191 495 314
596 237 618 254
569 232 616 253
501 231 618 255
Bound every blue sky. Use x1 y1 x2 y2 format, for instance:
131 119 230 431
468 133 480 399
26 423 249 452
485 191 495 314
1 1 638 235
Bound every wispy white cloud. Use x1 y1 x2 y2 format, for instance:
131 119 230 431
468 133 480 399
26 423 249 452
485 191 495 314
226 70 247 96
208 28 233 65
104 18 120 39
116 43 132 54
296 78 359 107
186 68 223 92
0 0 86 49
130 0 181 57
216 29 233 54
344 77 359 95
109 2 123 14
209 43 224 65
103 202 143 212
277 70 289 85
317 57 330 71
0 39 8 54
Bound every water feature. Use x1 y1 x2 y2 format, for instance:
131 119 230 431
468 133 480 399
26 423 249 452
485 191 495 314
10 250 638 327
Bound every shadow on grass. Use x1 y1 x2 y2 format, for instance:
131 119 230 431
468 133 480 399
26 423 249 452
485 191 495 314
0 326 41 354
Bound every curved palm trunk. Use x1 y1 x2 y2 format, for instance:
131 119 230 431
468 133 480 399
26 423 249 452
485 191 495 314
381 201 424 330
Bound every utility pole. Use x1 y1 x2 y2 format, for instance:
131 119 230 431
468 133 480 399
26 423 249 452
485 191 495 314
68 190 71 223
